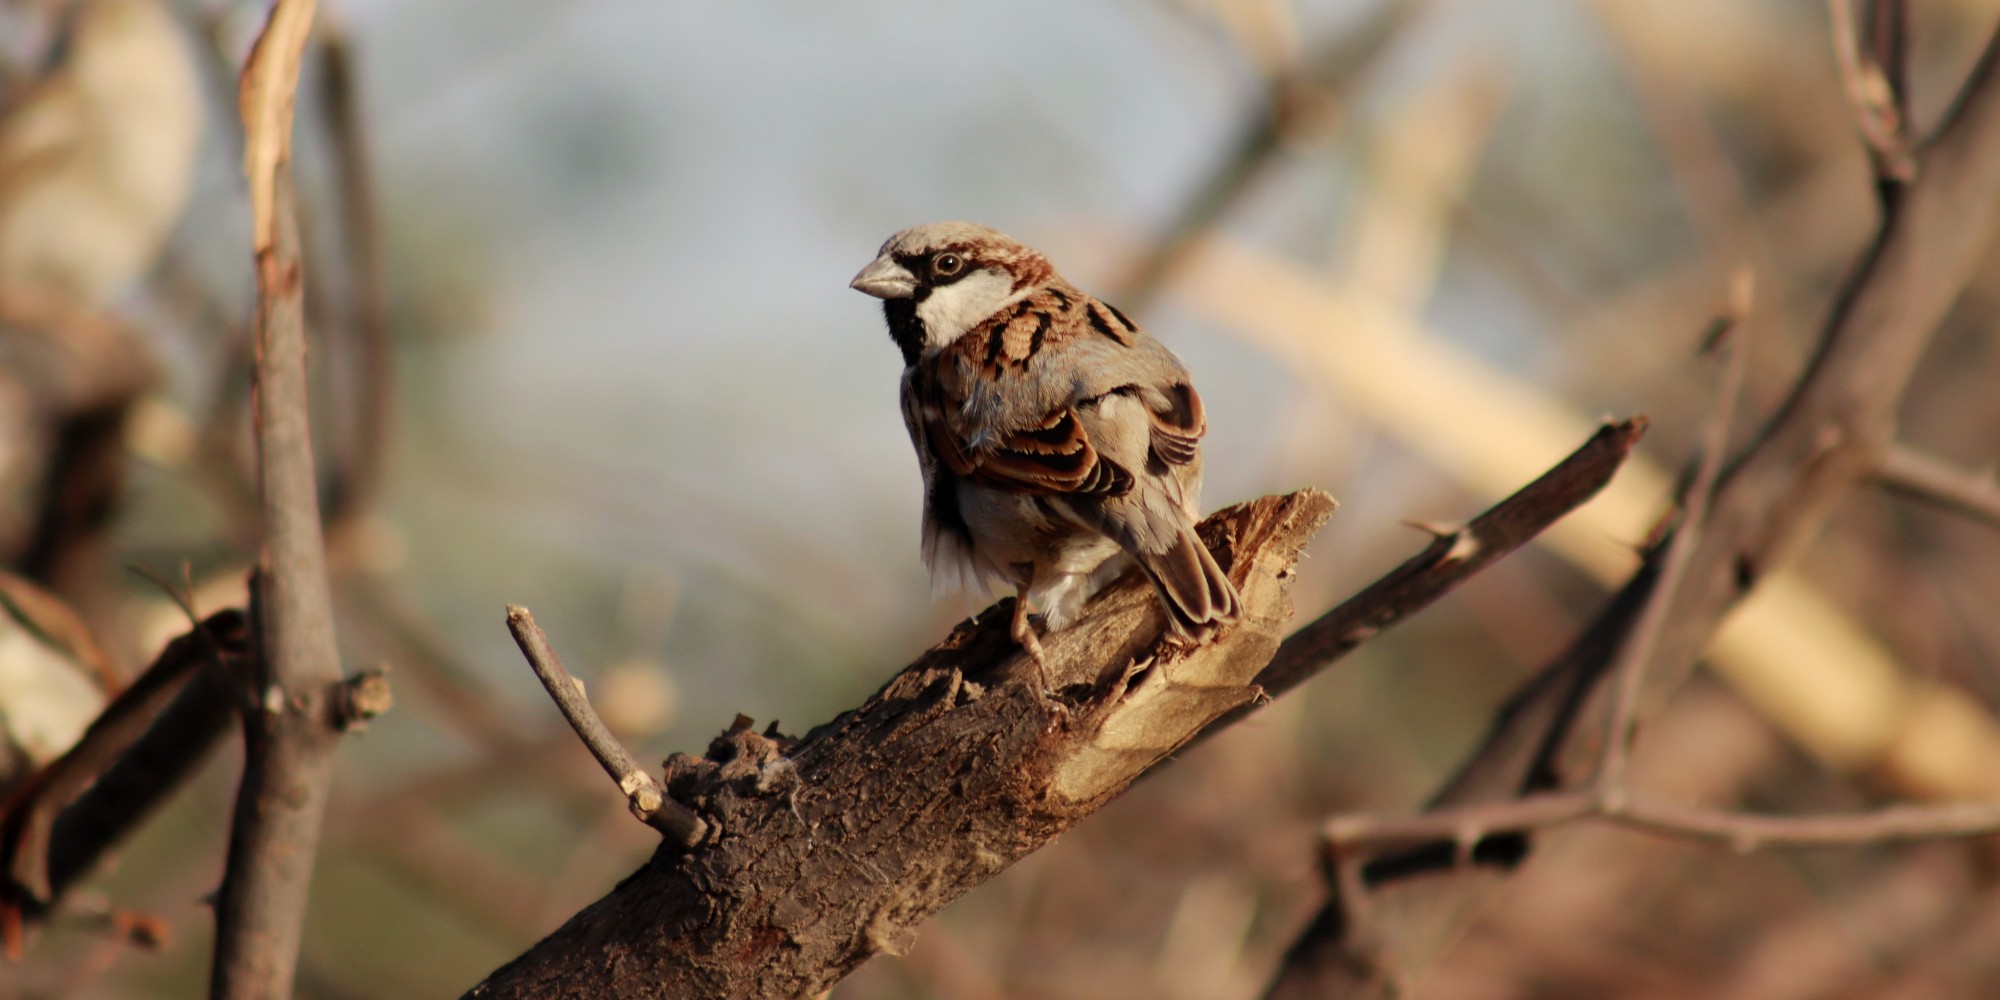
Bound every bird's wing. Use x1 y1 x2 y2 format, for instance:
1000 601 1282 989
1144 379 1206 468
907 284 1157 499
916 366 1134 498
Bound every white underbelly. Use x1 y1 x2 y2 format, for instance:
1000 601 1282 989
956 482 1120 576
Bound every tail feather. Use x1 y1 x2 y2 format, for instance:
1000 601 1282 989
1136 526 1241 638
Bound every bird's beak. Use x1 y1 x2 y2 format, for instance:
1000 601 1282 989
849 257 917 300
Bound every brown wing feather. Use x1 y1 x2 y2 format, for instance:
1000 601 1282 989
960 407 1133 496
1147 381 1206 467
913 283 1147 499
914 370 1133 498
1135 524 1240 636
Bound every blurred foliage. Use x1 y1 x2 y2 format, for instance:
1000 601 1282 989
1 0 1999 998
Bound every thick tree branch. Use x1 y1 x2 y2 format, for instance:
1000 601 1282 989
462 416 1642 998
464 491 1335 999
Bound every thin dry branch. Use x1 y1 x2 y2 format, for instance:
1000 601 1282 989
1830 0 1916 182
316 16 394 544
1876 443 2000 530
1116 1 1419 308
1240 416 1646 711
1325 789 2000 852
505 606 707 846
210 2 359 997
1598 291 1751 792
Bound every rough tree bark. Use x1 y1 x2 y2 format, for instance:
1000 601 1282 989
464 491 1334 999
464 418 1643 998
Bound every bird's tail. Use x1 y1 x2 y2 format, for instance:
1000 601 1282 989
1136 525 1241 640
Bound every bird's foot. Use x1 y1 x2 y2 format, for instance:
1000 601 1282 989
1010 591 1065 715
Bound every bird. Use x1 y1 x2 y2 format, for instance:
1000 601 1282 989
850 221 1241 667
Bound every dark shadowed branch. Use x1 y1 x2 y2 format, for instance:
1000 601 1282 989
0 610 247 920
1 298 160 623
1317 320 1999 857
316 15 394 545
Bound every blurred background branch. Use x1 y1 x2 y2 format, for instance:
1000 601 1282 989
1267 1 2000 994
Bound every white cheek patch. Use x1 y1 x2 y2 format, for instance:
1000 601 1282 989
916 269 1027 349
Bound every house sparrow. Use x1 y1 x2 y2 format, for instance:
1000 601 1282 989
850 221 1240 664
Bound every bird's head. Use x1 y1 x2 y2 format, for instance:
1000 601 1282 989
850 221 1054 365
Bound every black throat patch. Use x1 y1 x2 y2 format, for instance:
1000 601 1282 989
883 297 926 367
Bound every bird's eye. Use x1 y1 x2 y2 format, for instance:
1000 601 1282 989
933 253 963 277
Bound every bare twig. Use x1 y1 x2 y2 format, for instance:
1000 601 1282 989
316 14 394 543
1866 0 1911 121
1876 444 2000 530
1236 416 1647 712
329 668 393 731
128 562 202 632
505 606 707 847
1597 280 1752 793
210 1 357 997
1325 789 2000 853
1829 0 1916 182
0 572 121 692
